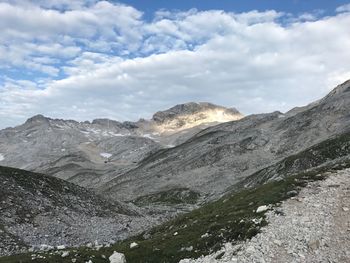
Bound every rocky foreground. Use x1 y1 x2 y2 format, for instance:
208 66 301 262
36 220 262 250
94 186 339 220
181 168 350 263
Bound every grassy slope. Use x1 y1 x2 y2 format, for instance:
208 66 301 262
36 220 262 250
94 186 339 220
133 188 201 206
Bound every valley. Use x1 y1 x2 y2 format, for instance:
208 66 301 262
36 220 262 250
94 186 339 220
1 80 350 262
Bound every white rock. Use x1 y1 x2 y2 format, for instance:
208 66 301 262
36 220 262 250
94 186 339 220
109 251 126 263
173 232 178 236
130 242 139 249
181 246 193 252
273 239 282 246
56 245 66 250
246 245 256 253
201 233 210 238
256 205 269 213
252 218 262 224
61 251 70 257
100 152 112 158
39 244 51 251
342 207 349 212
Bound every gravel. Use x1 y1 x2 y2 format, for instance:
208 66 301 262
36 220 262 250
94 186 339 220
181 168 350 263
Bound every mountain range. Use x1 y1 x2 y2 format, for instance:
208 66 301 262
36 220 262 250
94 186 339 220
1 80 350 262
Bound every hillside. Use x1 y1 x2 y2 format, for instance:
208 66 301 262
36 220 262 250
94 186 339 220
0 166 155 257
1 128 350 262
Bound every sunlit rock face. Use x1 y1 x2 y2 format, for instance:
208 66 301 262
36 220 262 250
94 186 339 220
133 102 243 146
149 102 243 134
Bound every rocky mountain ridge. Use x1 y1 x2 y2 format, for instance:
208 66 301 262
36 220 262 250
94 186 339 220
1 80 350 262
101 80 350 206
0 102 242 192
2 81 350 212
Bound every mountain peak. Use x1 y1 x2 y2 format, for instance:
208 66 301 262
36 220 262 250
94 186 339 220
150 102 243 133
24 114 50 125
152 102 242 123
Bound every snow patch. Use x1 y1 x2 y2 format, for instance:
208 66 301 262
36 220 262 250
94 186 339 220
81 128 129 138
108 132 128 137
100 153 112 159
143 134 154 139
80 130 90 135
0 153 4 161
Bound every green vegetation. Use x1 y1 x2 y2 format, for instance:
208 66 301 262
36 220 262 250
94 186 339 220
133 188 201 206
0 166 332 263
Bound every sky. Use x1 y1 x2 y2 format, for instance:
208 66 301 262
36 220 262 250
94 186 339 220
0 0 350 128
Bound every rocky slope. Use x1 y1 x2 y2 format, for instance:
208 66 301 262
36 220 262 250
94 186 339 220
3 147 349 262
0 166 156 257
181 168 350 263
1 78 350 261
0 102 242 191
101 80 350 207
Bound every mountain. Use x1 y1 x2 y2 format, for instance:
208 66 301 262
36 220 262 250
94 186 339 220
1 80 350 262
2 80 350 212
150 102 241 132
100 80 350 206
0 102 242 191
0 165 157 257
137 102 243 145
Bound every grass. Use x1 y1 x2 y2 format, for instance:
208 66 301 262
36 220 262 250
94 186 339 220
133 188 201 206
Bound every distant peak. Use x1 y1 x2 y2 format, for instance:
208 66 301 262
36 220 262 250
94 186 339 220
149 102 243 133
25 114 50 124
152 102 242 123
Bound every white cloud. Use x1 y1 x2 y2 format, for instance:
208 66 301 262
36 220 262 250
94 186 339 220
336 3 350 13
0 2 350 128
0 1 143 75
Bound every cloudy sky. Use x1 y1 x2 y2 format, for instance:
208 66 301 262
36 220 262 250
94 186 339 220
1 0 350 128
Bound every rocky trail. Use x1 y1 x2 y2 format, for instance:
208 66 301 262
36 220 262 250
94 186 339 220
182 168 350 263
